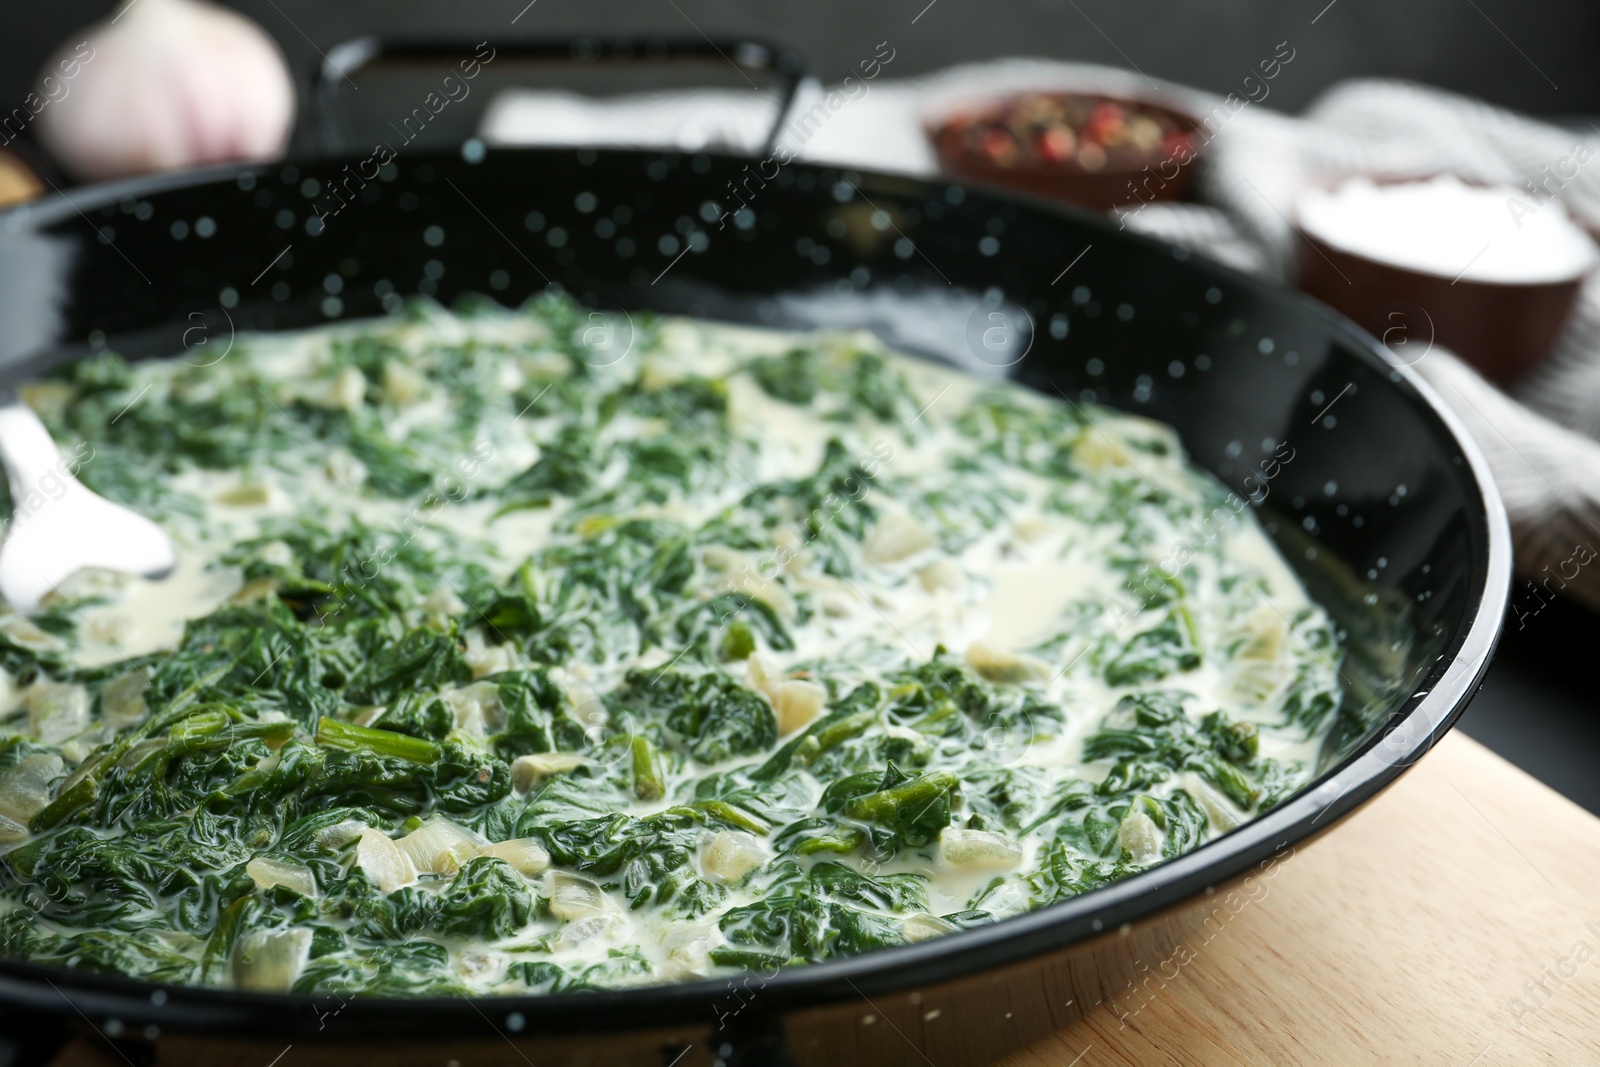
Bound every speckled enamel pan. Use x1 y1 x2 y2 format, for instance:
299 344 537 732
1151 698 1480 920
0 132 1509 1064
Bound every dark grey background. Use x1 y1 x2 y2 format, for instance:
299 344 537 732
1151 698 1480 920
226 0 1598 115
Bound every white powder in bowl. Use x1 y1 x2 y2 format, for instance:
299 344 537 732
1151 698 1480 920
1297 175 1598 285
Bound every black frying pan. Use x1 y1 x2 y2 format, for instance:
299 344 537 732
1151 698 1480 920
0 36 1509 1067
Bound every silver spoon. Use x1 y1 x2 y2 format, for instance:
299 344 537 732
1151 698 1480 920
0 401 175 612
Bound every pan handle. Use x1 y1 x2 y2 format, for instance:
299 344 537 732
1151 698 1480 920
307 36 813 159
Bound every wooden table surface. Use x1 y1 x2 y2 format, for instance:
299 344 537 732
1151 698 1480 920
1001 730 1600 1065
48 729 1600 1067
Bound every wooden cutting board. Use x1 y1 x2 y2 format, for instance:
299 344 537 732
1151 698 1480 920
48 731 1600 1067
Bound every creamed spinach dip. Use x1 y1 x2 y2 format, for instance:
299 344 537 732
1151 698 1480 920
0 295 1342 996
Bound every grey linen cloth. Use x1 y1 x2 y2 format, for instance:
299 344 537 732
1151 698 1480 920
482 63 1600 614
1118 76 1600 619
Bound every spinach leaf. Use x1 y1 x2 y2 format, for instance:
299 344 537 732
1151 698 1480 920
434 857 537 940
1100 607 1202 687
609 669 777 764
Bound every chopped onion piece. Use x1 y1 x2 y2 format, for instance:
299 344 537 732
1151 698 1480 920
915 559 965 594
421 586 467 620
440 681 503 740
938 828 1024 869
216 482 272 506
742 657 817 734
463 632 518 678
1074 415 1180 471
725 570 796 622
519 349 571 381
702 831 767 883
546 871 608 921
99 671 149 728
1184 773 1245 832
454 949 504 982
354 827 417 892
552 912 622 951
743 654 782 701
0 753 63 824
1224 606 1292 705
317 366 366 412
1227 660 1291 706
312 819 366 852
660 924 714 980
350 705 384 727
243 749 283 783
381 361 428 406
510 753 587 793
58 727 110 765
232 578 278 605
323 449 367 489
701 545 748 573
26 683 89 745
794 575 858 617
772 680 826 735
0 813 27 844
396 815 488 875
965 642 1051 685
862 511 935 564
0 616 65 655
1117 809 1164 865
902 912 959 943
485 838 550 876
233 927 312 992
569 689 608 728
246 856 317 898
